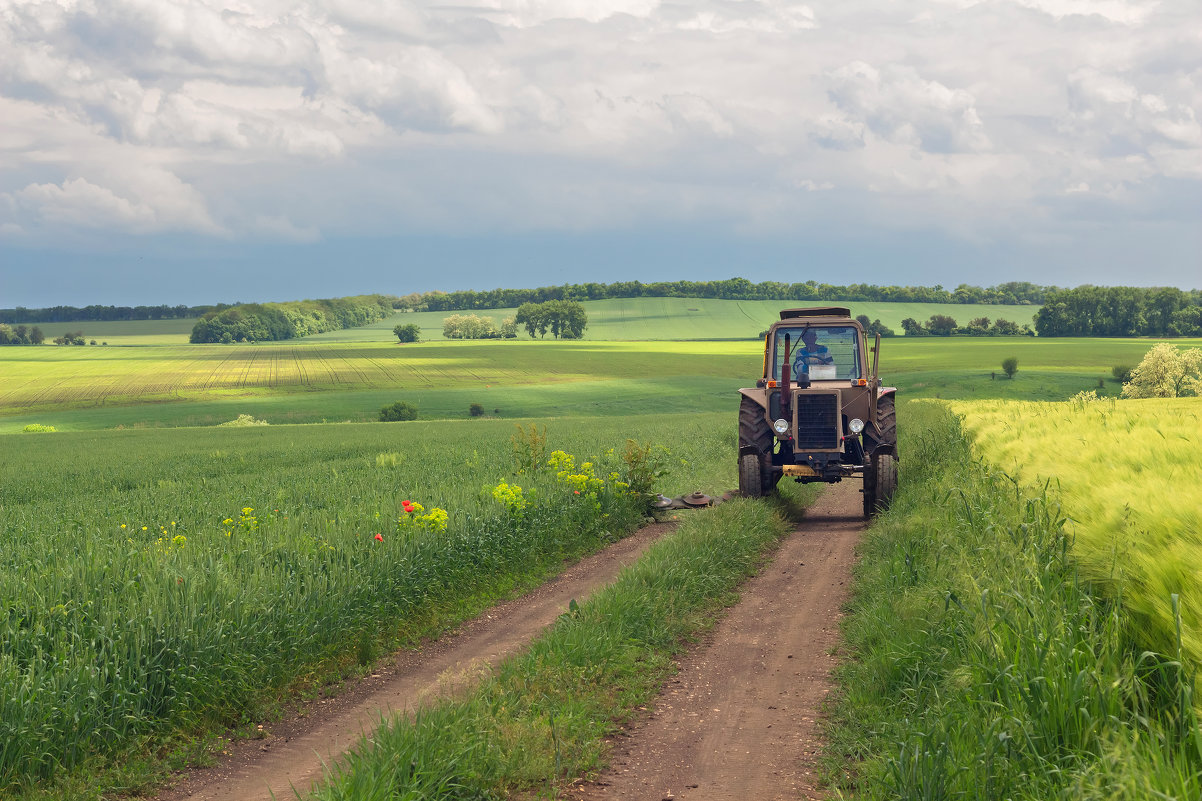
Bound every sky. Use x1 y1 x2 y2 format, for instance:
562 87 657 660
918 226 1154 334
1 0 1200 308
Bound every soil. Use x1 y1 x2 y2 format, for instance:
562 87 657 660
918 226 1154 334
155 482 863 801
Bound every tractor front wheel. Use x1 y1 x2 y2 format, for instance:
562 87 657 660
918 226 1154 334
738 396 775 495
739 453 763 498
863 452 898 516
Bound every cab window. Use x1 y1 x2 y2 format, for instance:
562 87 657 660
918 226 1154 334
770 326 861 380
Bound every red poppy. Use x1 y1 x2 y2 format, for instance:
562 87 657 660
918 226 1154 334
374 533 384 541
402 500 414 513
574 490 580 494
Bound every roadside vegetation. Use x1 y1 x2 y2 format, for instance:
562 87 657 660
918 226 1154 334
953 394 1202 693
0 414 729 797
828 400 1202 798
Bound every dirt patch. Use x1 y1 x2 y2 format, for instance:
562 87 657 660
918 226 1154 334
154 521 678 801
571 481 864 801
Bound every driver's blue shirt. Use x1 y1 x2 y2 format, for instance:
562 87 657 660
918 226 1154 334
793 345 832 373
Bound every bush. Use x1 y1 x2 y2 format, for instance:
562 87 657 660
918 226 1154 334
1001 356 1019 378
22 423 57 433
1112 365 1134 383
393 323 420 343
380 401 418 422
218 414 269 427
469 403 485 417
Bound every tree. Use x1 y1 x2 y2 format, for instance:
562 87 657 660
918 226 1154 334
1001 357 1019 379
393 323 420 342
469 403 485 417
900 317 925 336
379 401 418 421
514 302 548 338
990 318 1021 336
964 317 991 336
1121 343 1202 398
926 315 958 336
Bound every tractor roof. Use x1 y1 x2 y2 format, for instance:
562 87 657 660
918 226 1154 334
779 307 851 320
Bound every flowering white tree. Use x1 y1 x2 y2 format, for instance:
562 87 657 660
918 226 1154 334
1121 343 1202 398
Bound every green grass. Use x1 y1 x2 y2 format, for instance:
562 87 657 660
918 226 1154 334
312 297 1041 343
308 487 811 800
826 400 1202 799
0 412 731 797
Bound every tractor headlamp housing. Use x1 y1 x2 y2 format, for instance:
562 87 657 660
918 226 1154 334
773 418 790 435
848 418 865 434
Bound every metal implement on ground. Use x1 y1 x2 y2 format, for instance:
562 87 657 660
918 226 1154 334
737 307 899 516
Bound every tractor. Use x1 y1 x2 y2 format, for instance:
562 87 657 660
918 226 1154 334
738 307 898 515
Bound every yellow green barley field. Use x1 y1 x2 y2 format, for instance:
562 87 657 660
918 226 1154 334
951 396 1202 670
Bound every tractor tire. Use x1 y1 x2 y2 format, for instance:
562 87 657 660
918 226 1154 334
863 452 898 516
738 396 776 493
876 393 897 453
739 452 763 498
862 459 876 517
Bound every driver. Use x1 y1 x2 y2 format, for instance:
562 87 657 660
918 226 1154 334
793 328 833 374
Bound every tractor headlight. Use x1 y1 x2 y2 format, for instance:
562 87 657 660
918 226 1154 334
773 418 789 435
848 418 865 434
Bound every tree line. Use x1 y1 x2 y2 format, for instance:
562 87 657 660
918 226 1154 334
0 303 225 324
189 295 394 343
394 278 1054 313
0 324 45 345
900 315 1033 337
1034 286 1202 337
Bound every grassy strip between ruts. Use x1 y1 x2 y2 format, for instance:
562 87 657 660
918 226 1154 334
826 400 1202 799
305 492 803 800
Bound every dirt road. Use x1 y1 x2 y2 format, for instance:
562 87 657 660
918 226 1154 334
574 480 863 801
158 482 863 800
157 522 677 801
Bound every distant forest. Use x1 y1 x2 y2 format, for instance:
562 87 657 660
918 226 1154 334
0 303 227 324
1034 286 1202 337
7 279 1201 339
401 278 1055 311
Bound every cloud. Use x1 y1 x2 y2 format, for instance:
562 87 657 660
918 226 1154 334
0 0 1196 282
10 170 222 236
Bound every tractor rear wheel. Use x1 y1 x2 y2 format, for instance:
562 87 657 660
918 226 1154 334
739 453 763 498
738 396 775 495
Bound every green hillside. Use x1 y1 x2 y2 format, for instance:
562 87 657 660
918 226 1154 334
307 297 1042 343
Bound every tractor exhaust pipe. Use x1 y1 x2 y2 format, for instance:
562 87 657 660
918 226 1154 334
780 333 792 424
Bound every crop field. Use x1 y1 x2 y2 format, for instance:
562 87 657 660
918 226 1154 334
310 296 1042 343
27 318 199 345
952 396 1202 678
0 412 731 792
5 334 1192 433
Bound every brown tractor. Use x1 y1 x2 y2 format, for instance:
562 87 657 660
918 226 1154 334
738 307 898 515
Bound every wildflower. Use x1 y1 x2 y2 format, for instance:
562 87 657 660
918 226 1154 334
120 523 126 529
402 500 414 513
374 533 384 541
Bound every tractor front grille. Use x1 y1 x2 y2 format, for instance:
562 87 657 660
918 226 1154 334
794 392 840 450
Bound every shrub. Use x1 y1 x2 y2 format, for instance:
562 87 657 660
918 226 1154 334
1112 364 1134 383
1001 356 1019 378
469 403 485 417
218 414 269 427
379 401 418 422
393 323 420 343
22 423 57 433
